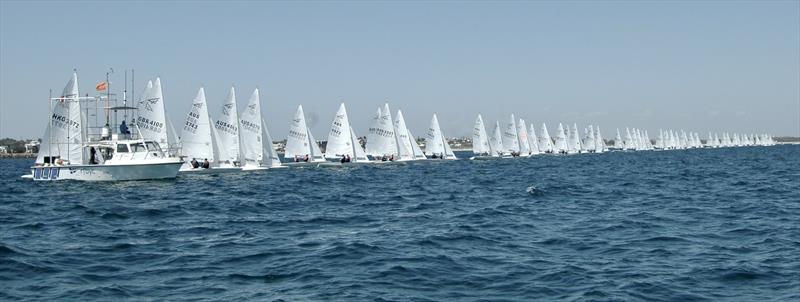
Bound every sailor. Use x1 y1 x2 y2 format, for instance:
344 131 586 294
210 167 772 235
191 158 200 169
202 158 210 169
119 120 130 138
340 155 346 163
346 154 351 162
89 147 97 164
304 154 309 162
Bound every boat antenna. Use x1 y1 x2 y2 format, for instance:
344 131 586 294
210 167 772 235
48 89 52 164
105 68 113 125
123 69 128 124
131 69 135 123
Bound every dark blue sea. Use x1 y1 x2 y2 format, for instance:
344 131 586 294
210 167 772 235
2 145 799 301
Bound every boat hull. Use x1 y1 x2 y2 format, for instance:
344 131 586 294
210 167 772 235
179 166 242 173
28 161 182 181
284 161 342 168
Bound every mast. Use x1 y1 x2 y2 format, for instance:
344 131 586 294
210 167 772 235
48 89 52 163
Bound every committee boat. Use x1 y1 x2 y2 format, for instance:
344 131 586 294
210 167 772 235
25 72 183 181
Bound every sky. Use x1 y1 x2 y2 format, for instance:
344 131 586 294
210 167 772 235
1 1 799 139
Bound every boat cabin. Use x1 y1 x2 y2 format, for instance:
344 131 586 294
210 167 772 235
86 140 166 165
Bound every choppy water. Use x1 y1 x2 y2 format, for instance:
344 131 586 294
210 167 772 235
1 146 799 301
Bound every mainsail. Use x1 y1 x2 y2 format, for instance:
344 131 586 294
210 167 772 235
393 110 414 160
37 72 84 165
365 104 397 157
285 105 325 162
325 103 354 158
136 77 171 152
239 89 263 168
539 123 553 153
180 88 216 164
214 87 240 166
472 114 491 155
517 119 531 155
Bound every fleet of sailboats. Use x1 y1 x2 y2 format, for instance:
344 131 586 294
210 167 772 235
23 71 782 181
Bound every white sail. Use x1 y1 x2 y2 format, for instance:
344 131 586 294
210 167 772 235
490 121 504 156
568 123 582 154
325 103 354 158
502 114 520 154
425 113 456 159
214 87 240 166
393 110 414 160
239 89 263 168
517 119 531 155
135 77 170 151
425 113 445 155
180 88 216 164
472 114 491 155
528 123 540 155
624 128 634 150
584 125 596 152
594 126 606 152
365 104 397 157
539 123 553 153
37 72 84 165
307 130 325 161
554 123 568 153
285 105 324 162
406 129 427 160
442 132 457 159
261 118 282 167
349 127 370 162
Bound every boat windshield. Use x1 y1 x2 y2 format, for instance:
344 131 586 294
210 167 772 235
117 144 129 153
146 142 160 152
130 143 147 153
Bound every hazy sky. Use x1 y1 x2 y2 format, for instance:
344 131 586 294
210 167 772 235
1 1 798 139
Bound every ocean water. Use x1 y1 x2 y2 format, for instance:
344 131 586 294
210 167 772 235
1 145 799 301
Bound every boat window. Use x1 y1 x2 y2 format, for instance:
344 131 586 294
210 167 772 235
130 143 147 152
117 144 129 153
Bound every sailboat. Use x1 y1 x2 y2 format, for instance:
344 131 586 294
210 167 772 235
471 114 498 159
179 88 223 172
394 109 426 161
528 123 541 155
554 123 568 154
501 114 520 156
284 105 331 166
582 125 596 153
517 119 532 156
490 121 504 157
324 103 371 164
135 77 178 155
365 104 398 160
238 88 283 170
213 87 241 169
594 126 607 153
539 123 554 153
26 72 182 181
425 114 457 160
624 128 635 150
613 128 624 150
567 123 581 154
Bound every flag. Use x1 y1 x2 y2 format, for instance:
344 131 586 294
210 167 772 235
96 81 107 91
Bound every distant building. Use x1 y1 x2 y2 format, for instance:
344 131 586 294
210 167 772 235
25 140 40 153
0 146 8 154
